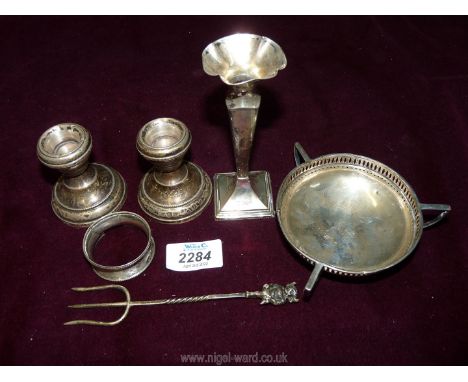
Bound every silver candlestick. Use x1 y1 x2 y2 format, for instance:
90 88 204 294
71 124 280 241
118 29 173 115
37 123 127 227
202 33 286 220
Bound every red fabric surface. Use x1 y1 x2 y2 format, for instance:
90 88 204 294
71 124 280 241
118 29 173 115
0 16 467 365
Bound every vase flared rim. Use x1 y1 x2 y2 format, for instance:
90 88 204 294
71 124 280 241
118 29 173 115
202 33 287 86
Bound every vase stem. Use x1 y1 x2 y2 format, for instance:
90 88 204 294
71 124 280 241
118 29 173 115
226 86 261 179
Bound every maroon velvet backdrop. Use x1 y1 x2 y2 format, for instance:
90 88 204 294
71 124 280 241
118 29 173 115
0 16 467 365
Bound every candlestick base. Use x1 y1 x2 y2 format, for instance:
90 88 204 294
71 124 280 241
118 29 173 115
138 162 212 224
52 163 127 227
214 171 274 220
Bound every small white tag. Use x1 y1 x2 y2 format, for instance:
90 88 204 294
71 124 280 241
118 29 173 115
166 239 223 272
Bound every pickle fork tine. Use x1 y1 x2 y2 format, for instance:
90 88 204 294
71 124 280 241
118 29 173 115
64 285 131 327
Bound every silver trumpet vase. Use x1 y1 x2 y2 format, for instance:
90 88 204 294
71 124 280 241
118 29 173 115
202 33 286 220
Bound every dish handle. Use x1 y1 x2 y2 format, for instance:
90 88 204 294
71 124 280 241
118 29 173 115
294 142 311 166
420 203 451 229
304 263 323 294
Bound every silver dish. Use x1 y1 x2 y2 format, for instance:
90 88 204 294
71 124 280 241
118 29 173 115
277 143 451 294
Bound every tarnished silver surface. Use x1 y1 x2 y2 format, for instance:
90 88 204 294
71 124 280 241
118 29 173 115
83 211 155 281
37 123 127 227
213 171 274 220
202 33 286 220
64 282 298 326
202 33 287 86
137 118 212 224
277 143 451 294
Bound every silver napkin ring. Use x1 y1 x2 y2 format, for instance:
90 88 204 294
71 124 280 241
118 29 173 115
83 211 155 281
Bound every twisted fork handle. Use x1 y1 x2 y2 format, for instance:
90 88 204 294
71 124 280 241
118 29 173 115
64 282 298 326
